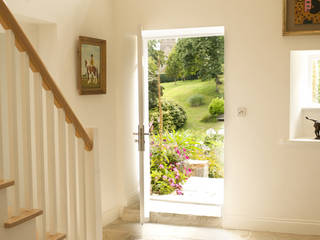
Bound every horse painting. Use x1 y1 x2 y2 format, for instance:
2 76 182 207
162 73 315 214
84 59 98 84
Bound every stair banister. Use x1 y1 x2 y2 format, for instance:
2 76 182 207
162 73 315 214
0 0 93 151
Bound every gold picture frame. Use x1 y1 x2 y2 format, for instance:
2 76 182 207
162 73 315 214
78 36 106 95
283 0 320 36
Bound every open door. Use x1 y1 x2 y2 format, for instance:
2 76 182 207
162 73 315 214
136 26 151 224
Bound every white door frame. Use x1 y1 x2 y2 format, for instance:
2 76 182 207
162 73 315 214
137 25 225 223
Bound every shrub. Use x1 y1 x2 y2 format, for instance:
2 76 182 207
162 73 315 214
149 101 187 133
208 97 224 118
188 94 205 107
150 131 197 195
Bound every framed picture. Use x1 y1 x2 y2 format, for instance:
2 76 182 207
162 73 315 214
78 36 106 95
283 0 320 35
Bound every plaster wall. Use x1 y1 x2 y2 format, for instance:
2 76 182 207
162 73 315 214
112 0 320 235
4 0 320 234
6 0 120 225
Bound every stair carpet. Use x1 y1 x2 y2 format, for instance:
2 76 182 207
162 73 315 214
0 179 66 239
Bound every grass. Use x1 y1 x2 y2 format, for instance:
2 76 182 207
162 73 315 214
161 79 224 132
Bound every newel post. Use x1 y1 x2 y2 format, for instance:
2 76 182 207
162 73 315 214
85 128 102 240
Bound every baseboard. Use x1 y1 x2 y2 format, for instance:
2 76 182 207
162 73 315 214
223 215 320 236
102 206 121 227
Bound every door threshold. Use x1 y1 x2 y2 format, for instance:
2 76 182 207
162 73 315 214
150 199 222 218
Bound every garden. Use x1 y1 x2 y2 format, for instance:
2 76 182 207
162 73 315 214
148 36 224 197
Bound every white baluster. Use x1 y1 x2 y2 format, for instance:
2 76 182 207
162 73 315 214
68 124 77 240
0 30 8 224
85 128 102 240
57 109 68 234
6 30 20 216
0 32 5 181
33 73 46 240
77 138 86 240
20 53 33 209
46 90 58 234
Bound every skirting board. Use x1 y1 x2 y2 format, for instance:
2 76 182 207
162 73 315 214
102 206 121 227
223 215 320 236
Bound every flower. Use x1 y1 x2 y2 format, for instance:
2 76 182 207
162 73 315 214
206 128 216 137
187 168 192 174
163 175 167 180
159 164 164 169
175 175 180 180
183 148 186 152
176 190 183 195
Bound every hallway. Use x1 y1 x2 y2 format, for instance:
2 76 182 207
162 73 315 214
103 221 320 240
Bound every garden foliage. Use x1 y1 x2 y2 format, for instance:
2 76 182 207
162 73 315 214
150 130 224 195
149 101 187 132
188 94 205 107
208 97 224 118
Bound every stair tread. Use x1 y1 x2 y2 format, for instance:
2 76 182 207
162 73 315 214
0 179 14 190
4 209 43 228
47 233 66 240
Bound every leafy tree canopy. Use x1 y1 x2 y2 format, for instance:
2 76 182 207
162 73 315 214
166 36 224 84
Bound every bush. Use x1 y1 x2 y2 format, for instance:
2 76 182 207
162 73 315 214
160 74 176 83
150 131 197 195
208 97 224 118
149 101 187 133
188 94 205 107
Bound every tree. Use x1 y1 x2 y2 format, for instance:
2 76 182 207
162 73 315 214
168 37 224 87
165 47 184 84
148 41 165 109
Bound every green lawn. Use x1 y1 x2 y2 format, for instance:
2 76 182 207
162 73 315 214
161 79 224 132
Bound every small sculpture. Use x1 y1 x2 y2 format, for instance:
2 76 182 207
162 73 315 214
306 116 320 139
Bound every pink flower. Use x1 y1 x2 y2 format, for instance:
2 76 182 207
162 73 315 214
183 148 186 152
175 175 180 180
187 168 192 174
176 162 181 167
163 175 167 180
176 190 183 195
159 164 164 169
185 155 190 160
170 182 175 187
169 178 174 183
173 167 178 173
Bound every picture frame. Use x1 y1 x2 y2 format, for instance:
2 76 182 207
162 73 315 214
78 36 106 95
283 0 320 36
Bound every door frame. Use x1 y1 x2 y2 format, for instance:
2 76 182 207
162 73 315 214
137 25 225 223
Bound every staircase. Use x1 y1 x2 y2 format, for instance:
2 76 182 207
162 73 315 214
0 1 102 239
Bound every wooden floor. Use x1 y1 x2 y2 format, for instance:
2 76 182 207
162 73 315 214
103 220 320 240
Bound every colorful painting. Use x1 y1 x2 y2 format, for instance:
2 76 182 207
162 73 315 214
295 0 320 24
81 44 101 89
78 36 106 95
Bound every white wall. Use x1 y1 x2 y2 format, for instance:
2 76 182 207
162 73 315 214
5 0 320 235
6 0 121 225
112 0 320 235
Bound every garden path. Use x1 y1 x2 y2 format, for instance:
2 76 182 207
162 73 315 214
150 177 224 205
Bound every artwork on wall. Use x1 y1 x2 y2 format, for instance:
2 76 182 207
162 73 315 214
283 0 320 35
78 36 106 95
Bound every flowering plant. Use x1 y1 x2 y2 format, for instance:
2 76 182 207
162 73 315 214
150 131 197 195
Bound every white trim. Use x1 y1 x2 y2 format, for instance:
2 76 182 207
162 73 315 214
141 26 224 40
102 206 121 227
223 215 320 236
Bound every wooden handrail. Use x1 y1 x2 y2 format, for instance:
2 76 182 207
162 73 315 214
0 0 93 151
